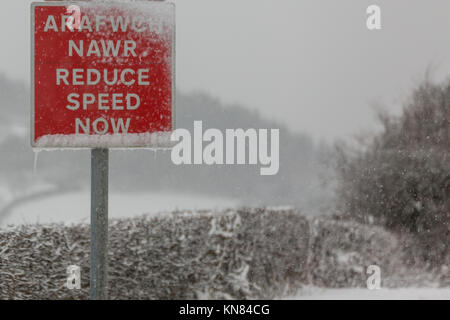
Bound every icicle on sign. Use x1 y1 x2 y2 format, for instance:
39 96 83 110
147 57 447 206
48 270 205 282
31 2 175 148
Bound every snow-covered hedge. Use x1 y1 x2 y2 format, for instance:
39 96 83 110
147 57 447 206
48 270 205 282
307 218 402 288
0 208 309 299
1 209 442 299
307 217 448 288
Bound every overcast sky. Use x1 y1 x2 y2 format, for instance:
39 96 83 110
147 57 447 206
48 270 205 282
1 0 450 141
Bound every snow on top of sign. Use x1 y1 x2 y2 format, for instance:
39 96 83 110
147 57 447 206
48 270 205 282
34 132 174 149
78 1 175 20
84 2 174 34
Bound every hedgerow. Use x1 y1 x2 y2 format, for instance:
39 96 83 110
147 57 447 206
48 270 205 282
0 208 309 299
0 207 445 299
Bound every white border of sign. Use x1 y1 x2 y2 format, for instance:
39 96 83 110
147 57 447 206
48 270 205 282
30 1 176 149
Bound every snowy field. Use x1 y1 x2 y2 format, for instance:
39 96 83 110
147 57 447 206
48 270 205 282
1 191 237 226
285 287 450 300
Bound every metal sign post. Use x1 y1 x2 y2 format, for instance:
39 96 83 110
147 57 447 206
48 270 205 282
90 148 109 300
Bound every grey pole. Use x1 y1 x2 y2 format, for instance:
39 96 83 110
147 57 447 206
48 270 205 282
90 148 109 300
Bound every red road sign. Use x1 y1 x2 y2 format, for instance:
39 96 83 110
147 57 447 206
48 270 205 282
31 2 175 148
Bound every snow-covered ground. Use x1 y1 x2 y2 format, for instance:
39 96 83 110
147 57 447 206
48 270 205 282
285 287 450 300
1 191 237 226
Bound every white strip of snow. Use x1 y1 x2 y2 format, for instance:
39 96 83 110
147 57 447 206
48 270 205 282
33 132 174 149
283 287 450 300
